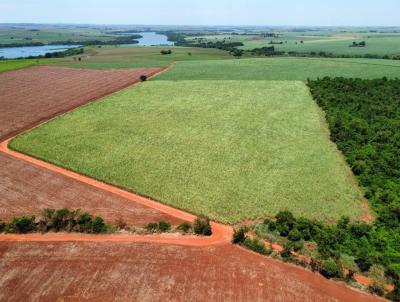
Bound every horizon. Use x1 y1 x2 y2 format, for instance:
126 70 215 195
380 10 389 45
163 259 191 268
1 0 399 27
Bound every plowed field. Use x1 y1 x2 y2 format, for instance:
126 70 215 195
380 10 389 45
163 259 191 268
0 65 163 141
0 241 383 302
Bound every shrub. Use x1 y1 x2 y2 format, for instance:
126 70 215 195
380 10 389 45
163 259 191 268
288 228 302 241
243 237 271 255
0 220 6 232
292 240 304 252
277 223 290 237
276 210 296 228
146 222 158 232
321 259 342 279
280 242 293 259
369 282 385 297
6 216 37 233
77 212 94 233
177 221 192 233
232 227 247 244
158 221 171 232
92 216 108 233
339 254 359 281
139 75 147 82
193 215 212 236
160 49 172 55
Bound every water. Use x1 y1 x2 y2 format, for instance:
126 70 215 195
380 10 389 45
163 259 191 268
0 45 80 59
120 32 174 46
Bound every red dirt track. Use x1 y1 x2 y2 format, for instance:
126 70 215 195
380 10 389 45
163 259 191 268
0 65 384 301
0 65 163 141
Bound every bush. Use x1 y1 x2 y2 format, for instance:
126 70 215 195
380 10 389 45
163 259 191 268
160 49 172 55
288 228 302 241
0 220 6 232
369 282 385 297
158 221 171 232
280 243 293 259
193 215 212 236
276 211 296 228
139 75 147 82
146 222 158 232
77 212 94 233
243 237 271 255
292 240 304 252
177 221 192 233
92 216 108 233
6 216 37 233
321 259 342 279
232 227 247 244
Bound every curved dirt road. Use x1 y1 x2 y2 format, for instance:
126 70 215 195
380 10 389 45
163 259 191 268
0 139 233 246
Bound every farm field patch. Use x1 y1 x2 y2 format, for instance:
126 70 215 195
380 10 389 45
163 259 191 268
241 35 400 56
0 153 182 226
0 65 162 141
0 58 58 73
11 80 363 223
155 57 400 80
0 241 382 302
57 46 231 69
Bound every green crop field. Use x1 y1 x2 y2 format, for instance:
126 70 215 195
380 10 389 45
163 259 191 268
10 80 363 223
155 57 400 80
243 36 400 56
57 46 232 69
0 58 58 73
188 31 400 57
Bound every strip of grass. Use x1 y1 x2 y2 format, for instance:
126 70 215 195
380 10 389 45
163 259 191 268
155 57 400 81
0 59 42 73
0 58 61 73
10 80 363 223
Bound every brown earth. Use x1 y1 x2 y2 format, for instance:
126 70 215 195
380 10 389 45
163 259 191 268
0 241 385 302
0 152 182 226
0 65 178 226
0 65 163 141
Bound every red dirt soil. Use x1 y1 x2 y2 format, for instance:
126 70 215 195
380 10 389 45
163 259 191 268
0 153 182 226
0 65 179 226
0 65 163 141
0 241 384 302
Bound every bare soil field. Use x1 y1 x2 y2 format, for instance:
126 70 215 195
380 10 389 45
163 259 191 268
0 153 182 226
0 65 163 141
0 241 383 302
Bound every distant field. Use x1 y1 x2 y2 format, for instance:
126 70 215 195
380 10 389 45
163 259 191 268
0 59 57 73
192 31 400 56
155 57 400 80
243 36 400 56
0 26 116 45
11 80 363 223
57 46 232 69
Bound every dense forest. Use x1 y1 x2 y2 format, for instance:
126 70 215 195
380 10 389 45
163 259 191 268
308 78 400 291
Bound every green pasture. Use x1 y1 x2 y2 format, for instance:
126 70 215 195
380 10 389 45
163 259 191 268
11 80 363 223
155 57 400 80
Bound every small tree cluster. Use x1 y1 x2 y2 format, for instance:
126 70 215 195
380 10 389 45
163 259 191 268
0 209 109 234
160 49 172 55
146 221 171 233
193 215 212 236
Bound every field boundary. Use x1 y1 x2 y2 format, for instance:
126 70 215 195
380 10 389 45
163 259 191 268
0 65 166 142
0 139 232 246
